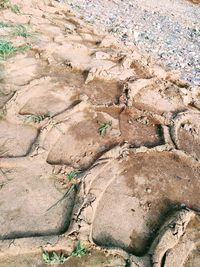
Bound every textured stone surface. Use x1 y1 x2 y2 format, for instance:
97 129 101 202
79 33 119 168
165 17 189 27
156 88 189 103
0 157 75 239
46 107 121 169
89 150 200 255
0 121 38 157
171 111 200 160
0 0 199 266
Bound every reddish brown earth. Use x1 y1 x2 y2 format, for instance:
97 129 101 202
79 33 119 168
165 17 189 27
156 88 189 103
0 0 200 266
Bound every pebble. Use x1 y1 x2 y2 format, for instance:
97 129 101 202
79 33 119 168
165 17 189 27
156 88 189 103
63 0 200 85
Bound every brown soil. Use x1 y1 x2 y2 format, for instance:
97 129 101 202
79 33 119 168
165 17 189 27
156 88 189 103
0 0 200 266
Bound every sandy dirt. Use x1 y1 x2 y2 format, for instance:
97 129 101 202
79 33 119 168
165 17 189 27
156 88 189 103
0 0 200 266
64 0 200 85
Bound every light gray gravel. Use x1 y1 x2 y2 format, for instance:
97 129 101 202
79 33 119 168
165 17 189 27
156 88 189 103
62 0 200 85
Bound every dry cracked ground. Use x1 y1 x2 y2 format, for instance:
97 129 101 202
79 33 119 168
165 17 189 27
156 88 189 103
0 0 200 266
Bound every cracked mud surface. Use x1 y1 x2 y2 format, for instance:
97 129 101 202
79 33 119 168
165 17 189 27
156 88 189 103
0 0 200 266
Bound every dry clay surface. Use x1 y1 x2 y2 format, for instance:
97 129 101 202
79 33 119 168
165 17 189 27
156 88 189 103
0 0 200 266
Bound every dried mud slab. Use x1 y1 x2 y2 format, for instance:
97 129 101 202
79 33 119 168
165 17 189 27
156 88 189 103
191 86 200 109
0 67 16 109
171 111 200 160
125 78 186 115
86 149 200 255
150 209 200 267
0 157 75 239
0 90 14 110
0 236 126 267
119 107 164 147
0 120 38 157
18 77 79 116
13 69 122 116
2 54 46 87
47 68 122 106
46 106 121 169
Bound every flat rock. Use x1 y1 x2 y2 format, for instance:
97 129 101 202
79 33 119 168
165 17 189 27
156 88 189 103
0 157 75 239
46 107 120 169
20 95 68 116
49 68 122 106
171 111 200 160
119 107 163 147
15 76 80 117
150 209 200 267
90 149 200 255
0 120 38 157
126 78 186 115
0 81 15 109
3 54 45 86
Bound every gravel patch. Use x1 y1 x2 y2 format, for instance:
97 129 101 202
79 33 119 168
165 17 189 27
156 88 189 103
62 0 200 85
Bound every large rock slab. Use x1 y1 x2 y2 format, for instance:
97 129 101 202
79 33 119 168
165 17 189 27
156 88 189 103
0 81 15 109
48 68 122 106
171 111 200 160
0 157 75 239
150 209 200 267
3 54 46 87
88 149 200 255
119 107 163 147
46 106 121 169
125 78 186 115
0 120 38 157
18 77 77 117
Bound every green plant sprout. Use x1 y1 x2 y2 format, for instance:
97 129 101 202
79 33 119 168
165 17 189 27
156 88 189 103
24 113 53 124
0 21 12 28
98 121 112 136
10 3 20 13
71 240 88 257
0 40 31 60
67 170 81 182
12 25 31 38
47 169 82 212
0 0 20 13
42 251 68 265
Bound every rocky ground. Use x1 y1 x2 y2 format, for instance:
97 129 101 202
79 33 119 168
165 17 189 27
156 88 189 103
0 0 200 266
63 0 200 85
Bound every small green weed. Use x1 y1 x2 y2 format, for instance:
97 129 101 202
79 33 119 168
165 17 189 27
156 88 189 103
0 21 12 28
67 170 81 182
24 113 52 124
0 22 33 38
74 4 81 11
0 0 20 13
42 251 68 266
0 40 31 60
0 40 15 59
98 121 112 136
71 240 88 257
70 3 81 11
42 241 87 265
47 170 82 212
12 25 31 38
10 3 20 13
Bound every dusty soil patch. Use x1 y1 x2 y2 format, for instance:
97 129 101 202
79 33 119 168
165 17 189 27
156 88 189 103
0 0 199 266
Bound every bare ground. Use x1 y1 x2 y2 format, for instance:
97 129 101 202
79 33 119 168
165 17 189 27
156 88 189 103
0 0 200 266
